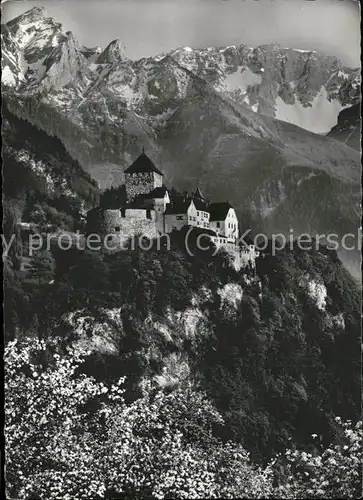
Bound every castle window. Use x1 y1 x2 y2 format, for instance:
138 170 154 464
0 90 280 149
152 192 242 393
197 211 200 216
216 222 220 228
115 226 120 232
176 215 183 220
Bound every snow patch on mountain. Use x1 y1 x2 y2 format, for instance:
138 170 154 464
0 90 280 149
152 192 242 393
2 66 16 86
117 84 140 105
275 87 347 134
222 68 261 93
166 43 360 134
289 49 313 53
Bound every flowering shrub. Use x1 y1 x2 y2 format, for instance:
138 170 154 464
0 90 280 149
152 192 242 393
5 338 274 499
274 418 362 499
5 339 109 499
5 339 361 499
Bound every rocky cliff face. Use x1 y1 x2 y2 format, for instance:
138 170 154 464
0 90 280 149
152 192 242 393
168 44 360 134
63 280 244 393
3 7 91 93
328 103 360 151
2 7 361 276
96 39 126 65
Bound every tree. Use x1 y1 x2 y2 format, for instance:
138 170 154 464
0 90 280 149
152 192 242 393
5 338 276 500
274 418 362 499
30 250 56 285
27 203 48 226
67 250 110 308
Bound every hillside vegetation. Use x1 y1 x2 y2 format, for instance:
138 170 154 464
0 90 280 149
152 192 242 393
5 230 361 468
2 103 100 267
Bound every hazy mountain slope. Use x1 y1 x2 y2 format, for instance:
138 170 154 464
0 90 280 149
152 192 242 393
155 93 360 276
2 101 99 200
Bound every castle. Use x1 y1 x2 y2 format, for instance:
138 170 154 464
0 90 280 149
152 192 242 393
86 151 258 265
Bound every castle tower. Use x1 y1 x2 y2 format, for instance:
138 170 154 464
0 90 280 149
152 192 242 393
124 150 163 201
193 185 205 201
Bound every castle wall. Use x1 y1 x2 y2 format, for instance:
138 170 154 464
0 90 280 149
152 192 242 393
211 235 235 249
195 209 210 229
154 199 166 233
165 213 188 233
125 208 155 220
187 202 198 223
125 172 163 201
86 208 158 250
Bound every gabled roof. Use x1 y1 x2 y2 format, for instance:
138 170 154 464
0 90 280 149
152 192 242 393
164 198 193 215
124 152 163 175
140 187 168 199
193 198 208 211
209 202 233 221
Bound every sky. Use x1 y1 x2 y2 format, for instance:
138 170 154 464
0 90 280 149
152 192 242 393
1 0 361 67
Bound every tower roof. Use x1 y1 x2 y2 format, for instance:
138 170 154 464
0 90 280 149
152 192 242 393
193 186 205 200
124 151 163 175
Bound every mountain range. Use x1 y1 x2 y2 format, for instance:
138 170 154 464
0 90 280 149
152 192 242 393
1 7 361 277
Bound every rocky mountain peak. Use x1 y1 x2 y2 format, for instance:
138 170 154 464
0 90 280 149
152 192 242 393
81 45 103 62
166 42 360 134
1 28 26 88
6 7 62 50
96 39 127 64
6 6 46 27
1 9 92 92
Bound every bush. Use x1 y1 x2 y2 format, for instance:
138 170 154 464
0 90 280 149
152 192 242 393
274 418 362 499
5 338 275 499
